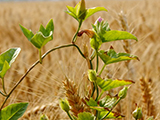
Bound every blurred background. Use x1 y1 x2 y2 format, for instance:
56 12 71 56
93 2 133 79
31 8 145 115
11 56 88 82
0 0 70 2
0 0 143 2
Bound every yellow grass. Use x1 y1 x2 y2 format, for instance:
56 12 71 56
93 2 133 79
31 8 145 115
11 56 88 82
0 0 160 119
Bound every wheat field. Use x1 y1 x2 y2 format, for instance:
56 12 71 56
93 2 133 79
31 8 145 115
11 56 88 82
0 0 160 119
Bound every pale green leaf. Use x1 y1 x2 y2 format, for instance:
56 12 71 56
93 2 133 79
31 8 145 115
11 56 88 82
85 7 107 20
101 30 137 42
99 95 117 109
0 61 10 78
0 48 21 78
99 110 124 119
96 77 134 91
66 5 79 21
98 49 139 65
65 10 78 21
20 19 54 49
30 31 53 49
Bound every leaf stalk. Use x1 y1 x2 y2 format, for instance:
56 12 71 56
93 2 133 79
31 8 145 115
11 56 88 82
67 111 74 120
39 49 42 64
2 78 7 95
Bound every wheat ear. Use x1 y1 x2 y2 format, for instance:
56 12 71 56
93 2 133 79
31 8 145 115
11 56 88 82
140 77 156 119
118 10 131 54
63 78 85 117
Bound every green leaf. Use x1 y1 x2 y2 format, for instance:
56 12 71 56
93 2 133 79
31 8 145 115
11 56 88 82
86 98 98 106
101 30 138 42
0 102 28 120
0 48 21 78
78 112 95 120
85 7 107 20
99 95 117 109
96 77 134 91
19 25 34 41
30 31 53 49
99 110 124 119
98 48 139 65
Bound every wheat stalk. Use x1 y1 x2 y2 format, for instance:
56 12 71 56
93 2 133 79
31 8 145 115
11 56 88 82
118 10 133 120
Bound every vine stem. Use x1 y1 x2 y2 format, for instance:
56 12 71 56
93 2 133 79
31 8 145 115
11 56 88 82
91 82 95 98
99 64 106 76
95 83 99 101
0 43 85 110
72 20 83 43
97 90 104 101
0 90 7 97
96 54 99 73
100 97 122 120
